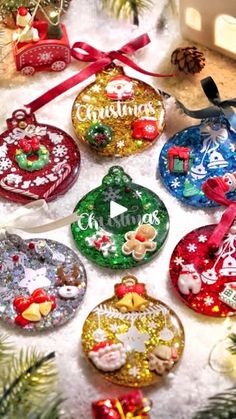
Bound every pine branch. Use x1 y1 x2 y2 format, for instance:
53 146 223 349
94 303 167 320
193 388 236 419
228 333 236 355
0 335 14 370
0 350 59 417
101 0 153 25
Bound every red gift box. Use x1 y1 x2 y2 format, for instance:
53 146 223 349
92 390 151 419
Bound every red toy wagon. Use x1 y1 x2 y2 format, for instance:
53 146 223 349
13 21 71 76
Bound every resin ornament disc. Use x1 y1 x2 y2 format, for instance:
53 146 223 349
0 109 80 203
170 225 236 317
82 275 184 387
159 117 236 207
71 66 165 157
0 234 87 330
71 166 169 269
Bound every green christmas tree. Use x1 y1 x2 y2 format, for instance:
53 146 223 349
0 334 63 419
101 0 153 25
0 0 71 20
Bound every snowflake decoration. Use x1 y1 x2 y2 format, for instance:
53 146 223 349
128 366 140 377
52 145 68 158
22 181 31 189
0 144 8 158
33 177 49 186
5 174 22 185
204 296 214 306
200 125 228 143
229 143 236 152
187 243 197 252
47 173 58 182
117 140 125 149
48 132 63 144
174 256 184 266
0 158 12 174
102 187 122 202
110 323 120 333
90 84 101 93
135 191 142 198
171 178 181 189
26 125 47 137
37 51 53 63
198 234 207 243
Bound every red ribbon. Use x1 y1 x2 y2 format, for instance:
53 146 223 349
25 34 174 114
202 178 236 249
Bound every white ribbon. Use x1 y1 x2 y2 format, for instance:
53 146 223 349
0 199 79 234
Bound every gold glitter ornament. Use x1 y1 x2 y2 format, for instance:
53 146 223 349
81 275 185 387
71 66 165 157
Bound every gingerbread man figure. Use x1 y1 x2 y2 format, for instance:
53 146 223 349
122 224 157 261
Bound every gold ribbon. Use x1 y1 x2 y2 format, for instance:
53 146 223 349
0 199 79 235
115 397 151 419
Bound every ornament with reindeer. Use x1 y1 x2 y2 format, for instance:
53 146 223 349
0 235 87 330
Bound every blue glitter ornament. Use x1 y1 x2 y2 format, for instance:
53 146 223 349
159 116 236 207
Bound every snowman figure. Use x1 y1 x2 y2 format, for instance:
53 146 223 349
177 263 202 295
88 341 127 372
105 75 133 100
13 7 39 43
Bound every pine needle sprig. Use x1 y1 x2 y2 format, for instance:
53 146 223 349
101 0 153 25
228 333 236 355
0 334 14 370
193 388 236 419
0 350 58 417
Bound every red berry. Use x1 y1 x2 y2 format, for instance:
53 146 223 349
28 242 35 250
125 186 131 192
30 137 40 151
12 255 19 263
19 139 31 153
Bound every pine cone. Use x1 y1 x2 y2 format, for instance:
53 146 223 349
171 46 206 74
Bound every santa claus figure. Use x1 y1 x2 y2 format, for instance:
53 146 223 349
105 76 133 100
89 341 127 372
13 7 39 43
131 117 159 141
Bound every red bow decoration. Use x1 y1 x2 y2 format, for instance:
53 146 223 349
115 283 146 298
13 288 56 327
202 177 236 250
25 34 174 114
19 136 40 153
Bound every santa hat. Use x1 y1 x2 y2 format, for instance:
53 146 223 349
90 341 113 352
16 7 31 28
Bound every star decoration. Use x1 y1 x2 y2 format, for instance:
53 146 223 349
18 267 51 294
117 324 150 353
91 85 101 93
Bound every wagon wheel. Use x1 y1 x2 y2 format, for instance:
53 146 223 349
51 61 66 72
21 66 35 76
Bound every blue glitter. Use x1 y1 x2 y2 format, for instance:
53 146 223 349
158 116 236 207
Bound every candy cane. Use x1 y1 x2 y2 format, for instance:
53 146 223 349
0 178 39 199
43 163 71 199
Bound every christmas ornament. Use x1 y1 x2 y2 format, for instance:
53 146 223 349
0 232 87 330
169 175 236 317
92 390 151 418
71 166 169 269
171 46 206 74
82 275 184 387
159 116 236 207
72 66 165 157
0 109 80 203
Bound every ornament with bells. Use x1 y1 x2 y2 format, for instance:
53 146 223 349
71 166 169 269
82 275 184 387
0 234 87 331
159 116 236 208
0 109 80 204
169 174 236 317
72 66 165 157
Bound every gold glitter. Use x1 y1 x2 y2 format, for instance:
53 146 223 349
81 276 185 387
71 66 165 157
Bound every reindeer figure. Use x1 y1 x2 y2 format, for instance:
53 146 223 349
56 265 81 287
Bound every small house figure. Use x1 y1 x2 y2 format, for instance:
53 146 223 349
219 255 236 277
219 283 236 310
168 146 193 174
179 0 236 60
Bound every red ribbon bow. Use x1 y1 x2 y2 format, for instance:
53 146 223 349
202 177 236 249
25 34 174 114
19 137 40 153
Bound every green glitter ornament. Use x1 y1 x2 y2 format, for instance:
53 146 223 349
71 166 169 269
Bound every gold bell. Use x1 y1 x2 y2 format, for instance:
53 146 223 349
22 303 42 322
